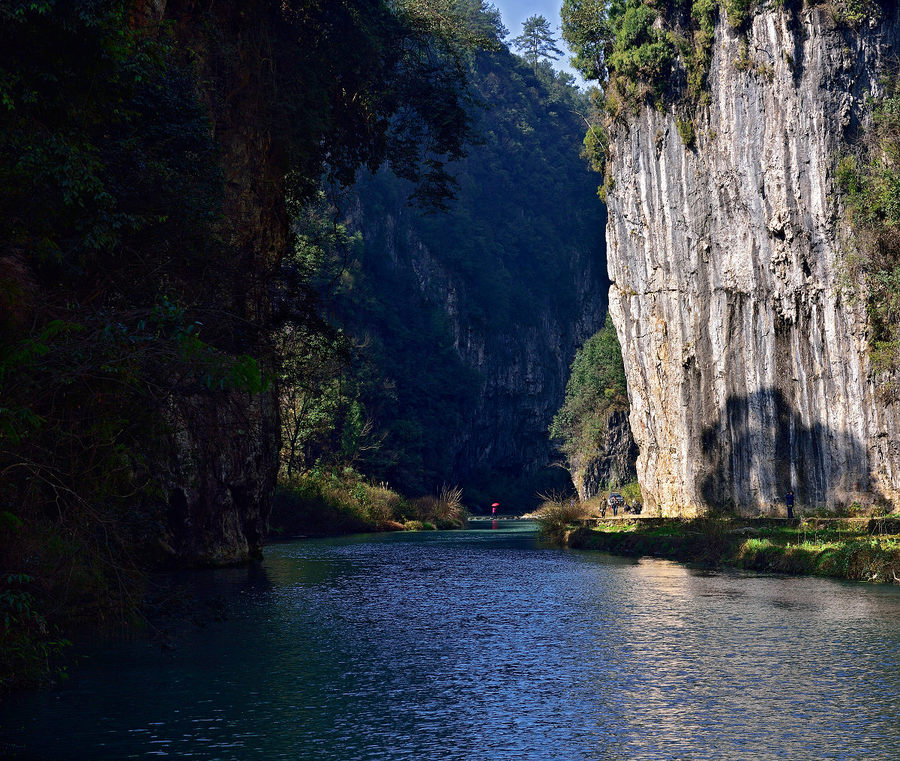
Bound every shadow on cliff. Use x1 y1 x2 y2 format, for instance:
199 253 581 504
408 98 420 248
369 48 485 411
698 387 884 512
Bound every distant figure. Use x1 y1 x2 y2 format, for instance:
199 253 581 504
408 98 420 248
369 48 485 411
785 490 795 520
607 492 625 517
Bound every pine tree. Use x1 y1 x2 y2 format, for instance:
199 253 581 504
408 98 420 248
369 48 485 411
512 15 564 73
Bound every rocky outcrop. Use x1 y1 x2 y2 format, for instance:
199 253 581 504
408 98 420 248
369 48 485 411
569 410 638 501
162 391 278 565
606 6 900 515
146 0 282 563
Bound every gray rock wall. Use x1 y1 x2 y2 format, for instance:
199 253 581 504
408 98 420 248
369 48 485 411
570 409 638 501
606 7 900 515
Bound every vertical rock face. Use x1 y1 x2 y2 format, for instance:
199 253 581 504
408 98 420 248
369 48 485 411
607 8 900 516
569 410 638 501
150 0 282 563
352 199 608 495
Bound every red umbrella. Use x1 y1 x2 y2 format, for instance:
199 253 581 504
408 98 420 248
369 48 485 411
491 502 500 507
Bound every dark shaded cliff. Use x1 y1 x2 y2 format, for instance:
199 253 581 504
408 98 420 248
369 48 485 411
1 0 492 689
326 51 610 507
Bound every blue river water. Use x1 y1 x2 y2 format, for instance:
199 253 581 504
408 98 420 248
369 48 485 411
3 521 900 760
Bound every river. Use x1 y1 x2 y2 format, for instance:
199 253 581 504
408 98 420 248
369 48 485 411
3 521 900 760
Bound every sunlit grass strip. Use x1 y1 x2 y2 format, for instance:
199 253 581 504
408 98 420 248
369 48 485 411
271 471 469 536
735 536 900 583
565 519 900 584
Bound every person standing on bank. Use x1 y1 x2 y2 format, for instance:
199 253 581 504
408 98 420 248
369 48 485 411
785 489 795 520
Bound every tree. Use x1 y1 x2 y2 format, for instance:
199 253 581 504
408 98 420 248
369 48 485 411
512 15 564 73
561 0 610 82
549 314 628 460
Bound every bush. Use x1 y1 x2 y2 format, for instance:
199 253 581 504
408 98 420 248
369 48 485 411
675 117 696 149
271 473 470 536
271 469 405 536
550 314 628 462
405 484 470 528
533 497 592 543
1 573 70 692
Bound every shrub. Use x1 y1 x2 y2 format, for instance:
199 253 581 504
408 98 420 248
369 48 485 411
533 497 592 542
675 117 696 149
406 484 469 528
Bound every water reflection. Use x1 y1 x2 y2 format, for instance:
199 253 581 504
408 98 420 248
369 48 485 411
3 523 900 760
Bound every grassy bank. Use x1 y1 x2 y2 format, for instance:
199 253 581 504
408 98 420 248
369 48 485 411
554 513 900 584
270 470 469 538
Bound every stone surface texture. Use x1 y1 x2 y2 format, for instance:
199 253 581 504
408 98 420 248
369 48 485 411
569 409 638 501
142 0 281 564
606 7 900 516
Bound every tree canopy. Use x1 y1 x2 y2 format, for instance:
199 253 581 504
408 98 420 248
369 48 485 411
550 314 628 461
512 14 564 73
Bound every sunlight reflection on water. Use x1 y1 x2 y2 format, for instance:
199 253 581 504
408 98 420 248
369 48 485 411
4 522 900 760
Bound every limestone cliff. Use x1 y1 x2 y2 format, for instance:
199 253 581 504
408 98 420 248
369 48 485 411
606 6 900 515
141 0 282 563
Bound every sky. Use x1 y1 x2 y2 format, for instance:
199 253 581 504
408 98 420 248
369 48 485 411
491 0 586 85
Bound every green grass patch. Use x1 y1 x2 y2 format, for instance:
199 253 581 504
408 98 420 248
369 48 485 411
565 516 900 584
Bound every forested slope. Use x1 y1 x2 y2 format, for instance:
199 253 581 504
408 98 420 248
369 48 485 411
296 50 609 507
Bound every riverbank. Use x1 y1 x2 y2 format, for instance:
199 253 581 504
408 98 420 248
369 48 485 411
563 516 900 584
270 471 469 538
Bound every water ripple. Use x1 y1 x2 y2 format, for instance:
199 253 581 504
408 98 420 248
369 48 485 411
3 523 900 760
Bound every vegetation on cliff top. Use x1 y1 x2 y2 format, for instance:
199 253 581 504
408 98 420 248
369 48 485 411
562 0 887 176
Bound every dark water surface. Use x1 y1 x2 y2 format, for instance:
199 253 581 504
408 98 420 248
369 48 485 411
4 521 900 760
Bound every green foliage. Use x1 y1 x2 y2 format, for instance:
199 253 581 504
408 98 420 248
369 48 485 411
723 0 755 28
311 46 604 499
608 0 675 102
512 14 564 72
564 0 674 105
550 314 628 461
271 470 467 535
564 0 889 123
571 517 900 583
820 0 880 27
685 0 719 101
0 0 494 689
1 573 71 691
561 0 610 82
675 117 696 148
838 76 900 394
